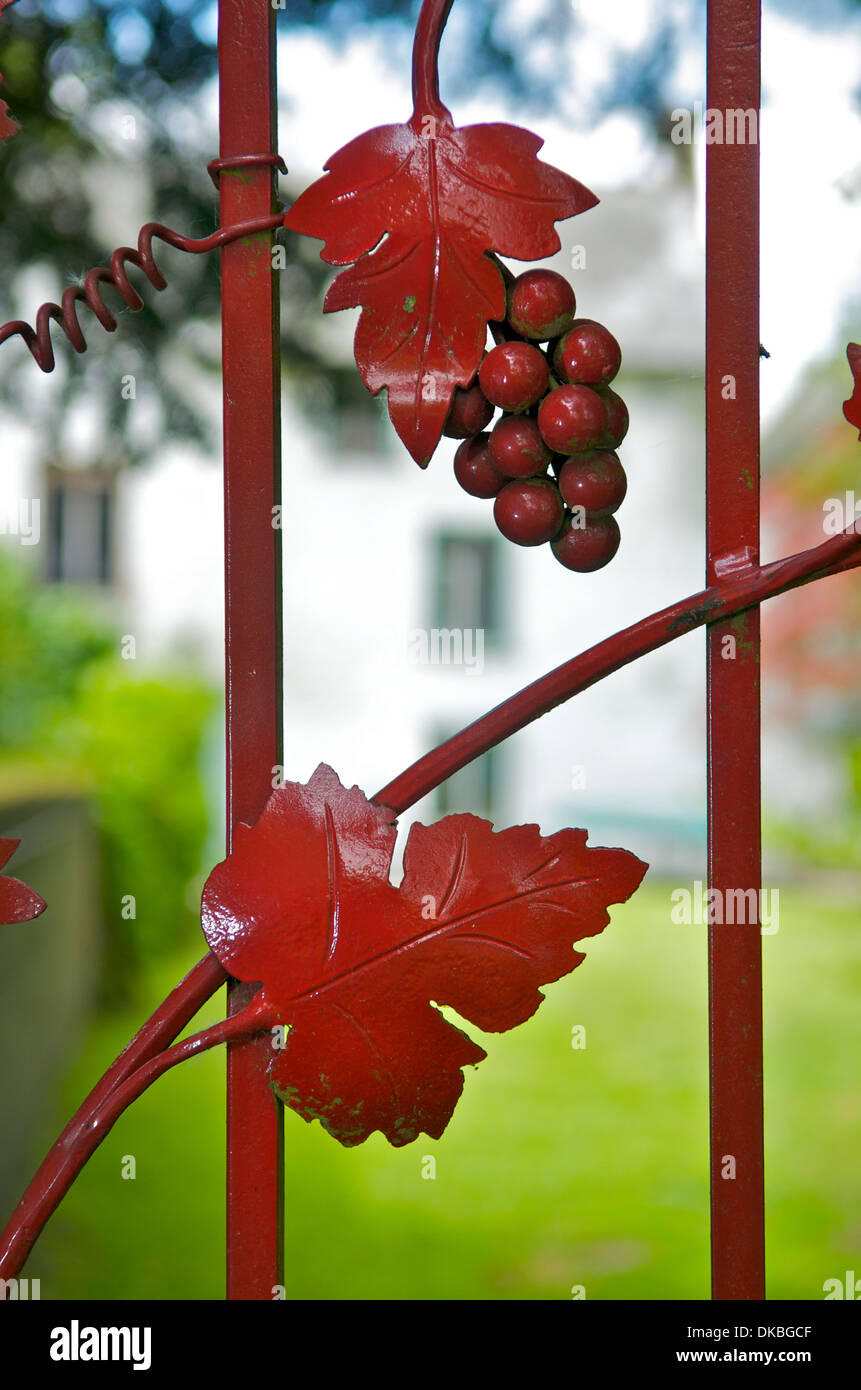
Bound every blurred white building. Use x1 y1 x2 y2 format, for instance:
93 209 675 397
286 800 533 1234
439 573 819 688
1 158 712 878
3 122 855 888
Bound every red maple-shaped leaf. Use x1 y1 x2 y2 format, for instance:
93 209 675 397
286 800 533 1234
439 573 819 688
844 342 861 439
201 764 646 1147
284 1 596 467
0 839 46 924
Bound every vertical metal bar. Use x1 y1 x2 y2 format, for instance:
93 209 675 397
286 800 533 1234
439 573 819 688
217 0 284 1300
705 0 765 1299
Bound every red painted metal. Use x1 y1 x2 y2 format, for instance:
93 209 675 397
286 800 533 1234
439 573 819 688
1 0 859 1300
376 524 861 817
0 216 283 372
0 951 227 1279
844 342 861 436
200 762 646 1147
284 0 596 466
0 0 19 144
0 519 858 1282
705 0 764 1299
0 838 45 922
217 0 284 1302
0 984 269 1282
0 78 16 143
208 152 288 187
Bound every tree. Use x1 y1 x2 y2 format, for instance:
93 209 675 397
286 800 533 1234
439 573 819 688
0 0 373 464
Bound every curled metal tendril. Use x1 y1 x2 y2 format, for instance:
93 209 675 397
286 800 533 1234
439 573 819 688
0 213 284 372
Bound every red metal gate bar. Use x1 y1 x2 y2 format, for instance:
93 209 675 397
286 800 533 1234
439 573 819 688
218 0 284 1300
705 0 765 1299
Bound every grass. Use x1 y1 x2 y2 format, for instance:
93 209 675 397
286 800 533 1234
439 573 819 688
22 881 860 1300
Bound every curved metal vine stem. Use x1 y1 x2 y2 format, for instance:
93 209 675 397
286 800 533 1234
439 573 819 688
376 525 861 814
0 987 273 1279
1 517 859 1280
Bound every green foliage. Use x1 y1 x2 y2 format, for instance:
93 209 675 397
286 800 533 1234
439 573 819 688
850 738 861 806
0 549 214 995
55 662 215 995
766 738 861 874
0 550 114 749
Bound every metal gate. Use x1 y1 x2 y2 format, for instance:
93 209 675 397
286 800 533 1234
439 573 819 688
0 0 859 1303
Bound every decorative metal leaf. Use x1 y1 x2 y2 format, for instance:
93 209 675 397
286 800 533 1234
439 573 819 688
0 839 46 924
844 342 861 439
284 114 596 467
201 764 647 1147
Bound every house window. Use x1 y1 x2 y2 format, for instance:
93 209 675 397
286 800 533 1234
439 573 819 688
337 400 388 455
430 722 500 821
45 467 115 585
432 533 502 645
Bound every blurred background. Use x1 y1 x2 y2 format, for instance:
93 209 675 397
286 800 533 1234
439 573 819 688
0 0 858 1300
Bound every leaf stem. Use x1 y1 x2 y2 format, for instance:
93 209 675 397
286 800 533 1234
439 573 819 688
411 0 455 122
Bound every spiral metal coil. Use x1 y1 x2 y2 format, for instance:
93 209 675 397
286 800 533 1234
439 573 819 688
0 212 284 372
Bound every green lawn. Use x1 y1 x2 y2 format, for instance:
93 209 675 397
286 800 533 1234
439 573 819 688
22 881 860 1300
